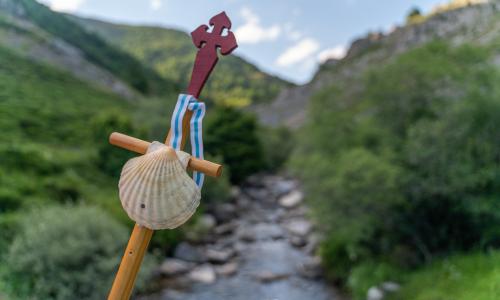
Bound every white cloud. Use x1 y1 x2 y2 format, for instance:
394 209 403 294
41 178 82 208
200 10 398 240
317 45 347 62
234 7 281 44
276 38 320 67
150 0 163 11
38 0 85 12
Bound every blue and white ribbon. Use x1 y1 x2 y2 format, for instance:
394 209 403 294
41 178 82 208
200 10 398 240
169 94 206 188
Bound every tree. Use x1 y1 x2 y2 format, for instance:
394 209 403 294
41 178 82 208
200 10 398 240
205 107 265 184
406 7 423 24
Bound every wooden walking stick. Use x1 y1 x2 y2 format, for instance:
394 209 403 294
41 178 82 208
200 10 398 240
107 12 237 300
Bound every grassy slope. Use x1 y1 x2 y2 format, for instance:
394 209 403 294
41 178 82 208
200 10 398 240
72 17 291 106
14 0 176 95
0 45 134 232
389 251 500 300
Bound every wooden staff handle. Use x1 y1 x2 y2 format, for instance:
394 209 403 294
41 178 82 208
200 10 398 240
109 132 222 177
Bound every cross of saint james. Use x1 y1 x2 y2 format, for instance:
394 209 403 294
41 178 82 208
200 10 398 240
106 12 238 300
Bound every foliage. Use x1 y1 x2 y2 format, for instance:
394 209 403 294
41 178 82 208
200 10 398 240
71 17 291 106
201 154 232 204
348 261 403 300
205 107 265 184
2 205 154 300
406 7 424 24
293 41 500 293
388 251 500 300
260 126 294 171
90 111 146 177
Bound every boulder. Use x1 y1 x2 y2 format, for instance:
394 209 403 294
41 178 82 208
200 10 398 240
278 190 303 208
206 248 236 264
298 256 322 279
188 264 216 284
272 179 296 196
290 236 307 248
198 214 217 231
230 186 242 199
381 281 400 293
215 262 239 277
244 187 270 201
214 222 237 236
174 242 206 263
239 228 256 242
367 286 384 300
213 203 237 223
254 271 289 283
159 258 193 276
285 219 312 237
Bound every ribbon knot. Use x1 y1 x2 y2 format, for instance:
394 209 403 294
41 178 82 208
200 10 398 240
169 94 206 188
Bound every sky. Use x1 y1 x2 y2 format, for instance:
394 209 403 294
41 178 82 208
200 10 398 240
38 0 448 84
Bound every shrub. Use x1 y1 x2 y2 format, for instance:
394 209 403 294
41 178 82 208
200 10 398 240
201 154 232 204
205 107 265 184
260 126 294 171
3 205 153 300
91 111 145 177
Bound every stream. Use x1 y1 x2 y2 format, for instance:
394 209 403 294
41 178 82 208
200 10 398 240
139 175 344 300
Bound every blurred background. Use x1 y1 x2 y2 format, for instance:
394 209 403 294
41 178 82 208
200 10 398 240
0 0 499 299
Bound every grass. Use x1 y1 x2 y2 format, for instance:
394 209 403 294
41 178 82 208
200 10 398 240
388 251 500 300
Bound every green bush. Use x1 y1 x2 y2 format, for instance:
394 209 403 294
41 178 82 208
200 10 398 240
293 41 500 293
91 111 145 177
260 126 294 171
205 107 265 184
2 205 153 300
201 154 232 204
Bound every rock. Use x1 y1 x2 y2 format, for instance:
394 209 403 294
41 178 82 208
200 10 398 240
254 271 289 283
285 219 312 237
381 281 400 293
239 229 256 242
159 258 193 276
278 190 303 208
367 286 384 300
214 222 236 235
272 179 296 196
290 235 307 248
174 242 206 263
236 195 251 209
213 203 237 223
304 234 320 255
199 214 217 231
230 186 241 199
206 248 236 264
215 262 239 277
244 187 270 201
252 223 284 240
188 264 216 284
299 257 323 279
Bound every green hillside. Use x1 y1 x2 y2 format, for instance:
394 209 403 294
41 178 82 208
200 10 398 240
72 17 291 106
292 41 500 299
9 0 175 95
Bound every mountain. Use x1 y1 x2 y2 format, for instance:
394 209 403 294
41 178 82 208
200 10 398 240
288 1 500 298
254 0 500 128
0 0 175 98
71 16 292 106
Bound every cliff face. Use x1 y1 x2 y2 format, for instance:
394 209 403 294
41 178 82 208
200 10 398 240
253 0 500 128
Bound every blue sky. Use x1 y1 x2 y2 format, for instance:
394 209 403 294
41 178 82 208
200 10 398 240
39 0 447 84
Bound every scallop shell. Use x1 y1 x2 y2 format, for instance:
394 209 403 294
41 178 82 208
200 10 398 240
118 142 201 230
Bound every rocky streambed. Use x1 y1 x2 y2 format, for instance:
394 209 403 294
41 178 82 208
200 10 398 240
138 175 344 300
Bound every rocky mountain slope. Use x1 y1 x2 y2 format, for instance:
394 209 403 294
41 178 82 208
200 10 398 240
254 0 500 128
0 0 290 105
0 0 175 99
71 16 292 106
